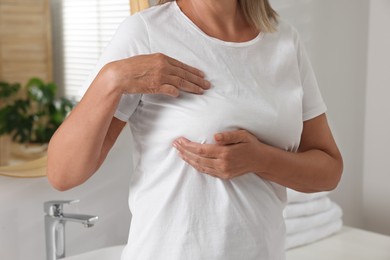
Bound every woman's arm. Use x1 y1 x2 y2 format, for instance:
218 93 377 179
47 75 125 191
173 113 343 193
47 54 210 191
255 113 343 192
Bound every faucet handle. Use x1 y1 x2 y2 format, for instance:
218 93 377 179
44 200 80 216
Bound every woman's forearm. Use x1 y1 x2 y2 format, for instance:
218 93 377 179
257 144 343 193
47 66 122 191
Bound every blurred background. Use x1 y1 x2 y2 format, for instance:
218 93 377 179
0 0 389 259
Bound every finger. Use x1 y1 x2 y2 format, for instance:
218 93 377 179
167 75 205 95
166 56 206 78
184 158 232 180
165 57 211 91
178 151 235 180
174 67 211 90
214 130 250 145
177 145 217 169
158 84 180 97
178 151 218 175
173 137 220 158
152 72 202 96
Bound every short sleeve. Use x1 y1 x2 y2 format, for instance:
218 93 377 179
294 32 327 121
77 13 150 122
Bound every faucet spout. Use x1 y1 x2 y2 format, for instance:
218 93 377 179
61 213 98 228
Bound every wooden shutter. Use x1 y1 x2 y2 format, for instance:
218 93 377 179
0 0 52 84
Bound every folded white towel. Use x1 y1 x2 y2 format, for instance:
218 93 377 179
287 189 330 203
285 218 343 250
283 196 332 219
285 202 342 235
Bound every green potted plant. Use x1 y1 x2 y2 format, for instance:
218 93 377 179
0 81 22 166
0 78 74 164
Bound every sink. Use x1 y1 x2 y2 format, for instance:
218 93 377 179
64 245 125 260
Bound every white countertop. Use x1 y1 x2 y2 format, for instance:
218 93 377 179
286 226 390 260
63 226 390 260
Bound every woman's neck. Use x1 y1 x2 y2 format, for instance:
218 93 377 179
176 0 258 42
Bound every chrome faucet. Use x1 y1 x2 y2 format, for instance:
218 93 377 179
44 200 98 260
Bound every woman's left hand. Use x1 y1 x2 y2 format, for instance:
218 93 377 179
173 130 268 180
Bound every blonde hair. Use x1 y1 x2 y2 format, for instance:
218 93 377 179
157 0 278 33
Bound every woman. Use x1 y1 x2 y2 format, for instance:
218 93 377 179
47 0 343 259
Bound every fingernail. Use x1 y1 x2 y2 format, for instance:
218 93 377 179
215 133 223 141
175 138 183 145
172 142 178 149
205 80 211 88
180 137 189 143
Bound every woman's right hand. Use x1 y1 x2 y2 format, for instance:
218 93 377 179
47 53 209 191
102 53 211 97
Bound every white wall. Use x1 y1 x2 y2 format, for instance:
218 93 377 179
309 0 369 229
0 127 133 260
363 0 390 235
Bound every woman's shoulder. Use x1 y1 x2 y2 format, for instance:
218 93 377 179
274 19 300 40
137 2 175 22
263 19 302 49
118 2 173 31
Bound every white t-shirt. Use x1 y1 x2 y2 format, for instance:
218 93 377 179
81 2 326 259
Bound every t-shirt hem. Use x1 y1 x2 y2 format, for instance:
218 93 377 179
302 104 327 121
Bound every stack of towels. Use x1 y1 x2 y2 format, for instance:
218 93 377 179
284 189 343 250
